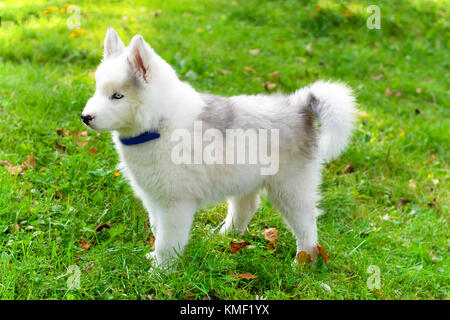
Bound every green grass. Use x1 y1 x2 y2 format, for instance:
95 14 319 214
0 0 448 300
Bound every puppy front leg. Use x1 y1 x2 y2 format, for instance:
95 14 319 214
151 201 197 270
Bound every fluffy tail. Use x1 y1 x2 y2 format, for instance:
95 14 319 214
290 81 357 162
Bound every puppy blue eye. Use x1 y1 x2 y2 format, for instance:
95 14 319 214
112 93 124 99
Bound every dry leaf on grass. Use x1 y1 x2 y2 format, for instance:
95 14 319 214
262 82 276 90
76 139 88 148
79 241 90 251
89 147 98 154
343 164 355 174
243 66 256 75
397 198 411 210
219 68 231 75
230 241 250 254
184 291 196 300
296 251 312 264
262 227 279 242
269 71 279 78
248 49 260 55
56 128 70 137
207 290 222 300
55 142 66 153
372 73 384 81
230 273 258 280
428 197 438 208
384 88 392 96
10 223 20 234
6 165 23 176
1 160 10 167
28 154 37 168
343 8 352 16
54 189 63 199
316 243 330 263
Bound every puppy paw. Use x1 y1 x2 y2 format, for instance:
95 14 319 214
219 223 244 236
293 243 329 267
145 251 156 261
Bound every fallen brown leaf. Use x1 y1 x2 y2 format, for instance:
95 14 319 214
269 71 280 78
248 49 260 55
305 43 312 54
54 189 63 199
230 241 250 254
343 164 355 173
207 290 222 300
316 243 330 263
397 198 411 210
219 68 231 75
296 251 312 264
428 197 438 208
262 227 279 242
56 128 70 137
1 160 11 167
184 291 196 300
262 82 276 90
230 273 258 280
6 165 23 176
343 8 352 16
28 154 37 168
10 223 20 234
409 179 416 190
243 66 256 75
55 142 66 153
146 235 155 249
80 241 90 251
76 139 88 148
372 73 384 81
89 147 98 154
21 161 28 171
427 154 436 162
384 88 392 96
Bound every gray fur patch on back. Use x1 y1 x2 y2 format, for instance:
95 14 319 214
198 91 320 160
198 94 235 132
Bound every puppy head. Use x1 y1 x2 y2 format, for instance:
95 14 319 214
81 28 155 135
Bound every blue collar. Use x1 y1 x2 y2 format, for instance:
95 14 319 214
119 131 160 146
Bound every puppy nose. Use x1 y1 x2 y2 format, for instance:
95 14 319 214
81 114 93 125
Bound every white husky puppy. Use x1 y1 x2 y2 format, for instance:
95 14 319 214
82 28 356 269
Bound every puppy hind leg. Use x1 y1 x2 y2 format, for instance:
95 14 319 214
267 180 320 259
220 189 260 235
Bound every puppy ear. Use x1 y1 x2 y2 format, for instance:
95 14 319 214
103 28 124 58
127 35 152 83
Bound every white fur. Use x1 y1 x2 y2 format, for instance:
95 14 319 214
82 29 357 269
